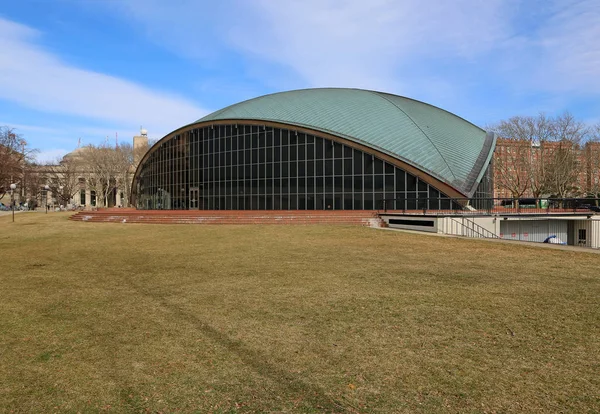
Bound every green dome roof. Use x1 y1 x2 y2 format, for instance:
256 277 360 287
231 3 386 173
199 88 495 197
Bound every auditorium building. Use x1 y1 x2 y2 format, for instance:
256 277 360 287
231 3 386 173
131 88 496 211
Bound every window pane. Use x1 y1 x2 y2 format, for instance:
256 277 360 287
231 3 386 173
316 177 324 193
298 161 306 176
298 144 306 161
325 159 333 176
307 177 315 193
325 140 333 159
353 193 362 209
307 143 315 159
353 176 363 191
306 160 315 176
364 193 373 210
374 175 384 191
344 176 352 192
333 142 343 158
334 159 342 175
282 146 289 162
315 138 323 159
298 178 306 193
316 159 324 176
396 169 405 192
385 175 395 192
334 177 343 193
364 175 373 191
274 129 281 146
364 154 374 174
406 173 417 192
266 130 273 147
374 158 383 174
353 150 363 174
344 158 353 175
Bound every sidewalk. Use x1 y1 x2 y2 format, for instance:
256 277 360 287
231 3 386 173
0 210 27 216
379 226 600 254
0 208 55 216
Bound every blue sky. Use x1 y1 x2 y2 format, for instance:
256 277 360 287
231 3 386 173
1 0 599 162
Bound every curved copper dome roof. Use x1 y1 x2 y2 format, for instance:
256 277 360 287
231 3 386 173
198 88 495 196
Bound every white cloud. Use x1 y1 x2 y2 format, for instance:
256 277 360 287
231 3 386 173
98 0 228 61
534 0 600 93
107 0 600 102
0 121 62 136
230 0 513 89
26 0 598 127
35 148 70 164
0 17 207 138
101 0 516 104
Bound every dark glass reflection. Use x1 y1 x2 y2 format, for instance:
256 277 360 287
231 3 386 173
135 124 452 210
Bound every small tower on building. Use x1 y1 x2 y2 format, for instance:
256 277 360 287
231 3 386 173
133 127 149 165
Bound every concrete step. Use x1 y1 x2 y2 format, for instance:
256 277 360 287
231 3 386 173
69 209 383 226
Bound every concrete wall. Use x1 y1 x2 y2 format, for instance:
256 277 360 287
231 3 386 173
380 213 600 250
438 216 499 238
499 219 568 243
380 215 438 233
570 218 600 248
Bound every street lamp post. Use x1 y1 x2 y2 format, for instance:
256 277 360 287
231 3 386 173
44 185 50 214
10 183 16 222
59 185 64 210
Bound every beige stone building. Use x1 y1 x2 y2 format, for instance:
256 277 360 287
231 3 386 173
15 131 149 211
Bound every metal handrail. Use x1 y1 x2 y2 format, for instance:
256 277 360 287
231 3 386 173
381 197 600 215
449 217 499 239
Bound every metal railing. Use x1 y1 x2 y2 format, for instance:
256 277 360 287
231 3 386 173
381 197 600 216
446 217 500 239
380 197 600 249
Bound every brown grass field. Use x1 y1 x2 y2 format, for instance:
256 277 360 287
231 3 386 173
1 212 599 413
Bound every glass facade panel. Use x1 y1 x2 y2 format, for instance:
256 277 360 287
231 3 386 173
135 124 452 210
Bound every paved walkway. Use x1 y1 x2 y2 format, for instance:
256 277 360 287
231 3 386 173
0 210 25 216
0 209 59 216
379 226 600 254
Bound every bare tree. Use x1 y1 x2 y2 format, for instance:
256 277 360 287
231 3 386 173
0 126 37 199
80 145 113 207
584 123 600 200
79 143 135 207
22 163 48 209
544 140 580 199
490 112 594 203
43 155 85 207
492 137 531 201
489 114 556 202
544 112 589 198
115 143 135 206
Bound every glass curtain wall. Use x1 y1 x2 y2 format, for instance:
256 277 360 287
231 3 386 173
135 124 454 210
471 162 494 210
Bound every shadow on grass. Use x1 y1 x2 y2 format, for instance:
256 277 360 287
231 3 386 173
123 279 351 413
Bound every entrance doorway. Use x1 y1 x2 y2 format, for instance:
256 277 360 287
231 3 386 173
189 187 199 210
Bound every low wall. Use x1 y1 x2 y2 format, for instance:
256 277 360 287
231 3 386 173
380 215 438 233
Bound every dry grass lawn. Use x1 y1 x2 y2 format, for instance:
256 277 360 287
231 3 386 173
1 212 599 413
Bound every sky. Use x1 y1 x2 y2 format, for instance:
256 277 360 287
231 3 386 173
1 0 599 163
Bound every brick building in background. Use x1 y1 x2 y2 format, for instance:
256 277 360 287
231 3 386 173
493 138 600 199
